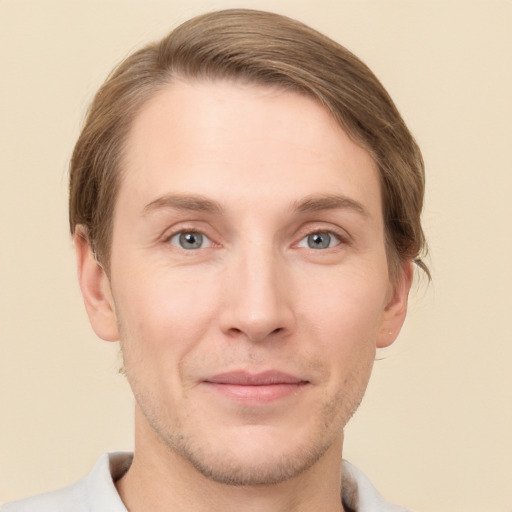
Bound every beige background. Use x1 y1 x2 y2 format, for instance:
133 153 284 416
1 1 511 510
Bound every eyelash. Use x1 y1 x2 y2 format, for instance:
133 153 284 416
296 230 343 250
164 226 348 252
167 230 214 250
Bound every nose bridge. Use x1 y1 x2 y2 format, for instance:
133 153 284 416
221 235 294 342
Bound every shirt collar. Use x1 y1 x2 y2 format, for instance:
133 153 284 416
88 453 408 512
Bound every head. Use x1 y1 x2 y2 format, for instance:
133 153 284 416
71 9 427 487
69 8 427 279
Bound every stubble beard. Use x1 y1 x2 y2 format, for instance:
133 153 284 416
117 315 375 488
160 399 343 487
126 364 372 488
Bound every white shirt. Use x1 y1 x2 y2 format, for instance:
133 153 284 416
1 453 411 512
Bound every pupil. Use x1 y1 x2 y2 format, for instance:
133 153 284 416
308 233 330 249
180 232 202 249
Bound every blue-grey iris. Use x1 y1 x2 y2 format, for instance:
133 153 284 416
308 233 332 249
179 232 203 249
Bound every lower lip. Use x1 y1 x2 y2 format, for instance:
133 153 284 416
205 382 308 403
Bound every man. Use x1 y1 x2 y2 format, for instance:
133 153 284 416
3 9 427 512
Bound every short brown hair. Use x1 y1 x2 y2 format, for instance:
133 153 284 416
69 8 428 278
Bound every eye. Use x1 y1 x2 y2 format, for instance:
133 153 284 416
169 231 212 250
297 231 341 250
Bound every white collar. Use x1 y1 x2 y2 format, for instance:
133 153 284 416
40 452 410 512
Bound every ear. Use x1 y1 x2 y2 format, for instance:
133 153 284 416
376 260 413 348
74 226 119 342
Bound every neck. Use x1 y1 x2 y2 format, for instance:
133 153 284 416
116 413 346 512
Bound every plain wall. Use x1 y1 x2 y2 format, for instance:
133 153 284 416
1 1 511 511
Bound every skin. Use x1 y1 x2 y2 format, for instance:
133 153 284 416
75 79 412 512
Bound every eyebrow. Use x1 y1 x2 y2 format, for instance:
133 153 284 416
293 194 369 217
142 192 369 218
142 194 224 215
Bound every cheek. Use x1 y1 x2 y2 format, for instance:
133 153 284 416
301 266 388 341
112 268 222 369
297 266 388 388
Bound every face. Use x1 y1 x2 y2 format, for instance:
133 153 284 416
78 80 411 486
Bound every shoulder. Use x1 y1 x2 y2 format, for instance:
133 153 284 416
0 479 88 512
342 460 413 512
1 453 131 512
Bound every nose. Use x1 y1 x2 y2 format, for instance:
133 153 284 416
219 242 296 343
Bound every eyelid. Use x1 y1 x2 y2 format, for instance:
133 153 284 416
158 221 350 251
161 223 219 249
168 231 213 250
296 230 341 249
294 223 352 247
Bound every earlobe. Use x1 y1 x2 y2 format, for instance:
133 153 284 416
376 261 413 348
74 226 119 342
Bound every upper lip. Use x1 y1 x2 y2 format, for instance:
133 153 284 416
205 370 307 386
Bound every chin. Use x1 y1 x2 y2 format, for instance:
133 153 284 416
177 435 333 486
161 421 341 487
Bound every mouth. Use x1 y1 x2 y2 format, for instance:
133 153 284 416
203 370 309 403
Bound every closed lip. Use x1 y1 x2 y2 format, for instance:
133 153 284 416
204 370 308 386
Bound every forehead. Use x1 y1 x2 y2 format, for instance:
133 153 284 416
118 79 381 220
